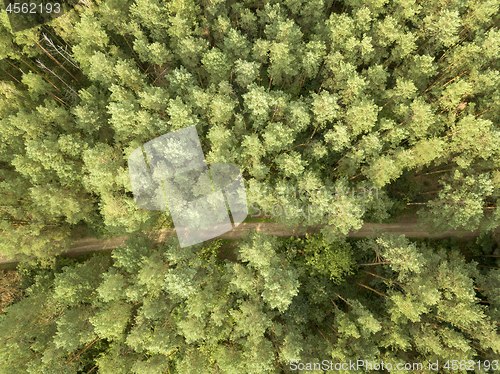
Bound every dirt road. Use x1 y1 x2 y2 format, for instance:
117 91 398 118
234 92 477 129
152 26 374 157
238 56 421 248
1 220 486 268
72 221 483 253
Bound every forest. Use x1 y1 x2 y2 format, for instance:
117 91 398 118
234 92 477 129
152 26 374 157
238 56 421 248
0 0 498 372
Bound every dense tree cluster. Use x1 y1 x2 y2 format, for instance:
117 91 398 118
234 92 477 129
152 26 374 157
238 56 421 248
0 0 498 372
0 0 498 258
0 235 498 372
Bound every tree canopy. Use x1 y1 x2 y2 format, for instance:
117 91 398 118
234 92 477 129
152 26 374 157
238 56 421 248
0 0 498 372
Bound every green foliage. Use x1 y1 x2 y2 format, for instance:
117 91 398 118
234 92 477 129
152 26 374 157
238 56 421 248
0 0 498 373
300 235 354 282
0 234 498 372
0 0 498 257
422 171 498 230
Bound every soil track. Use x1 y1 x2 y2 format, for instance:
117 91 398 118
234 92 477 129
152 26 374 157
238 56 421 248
1 219 489 268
